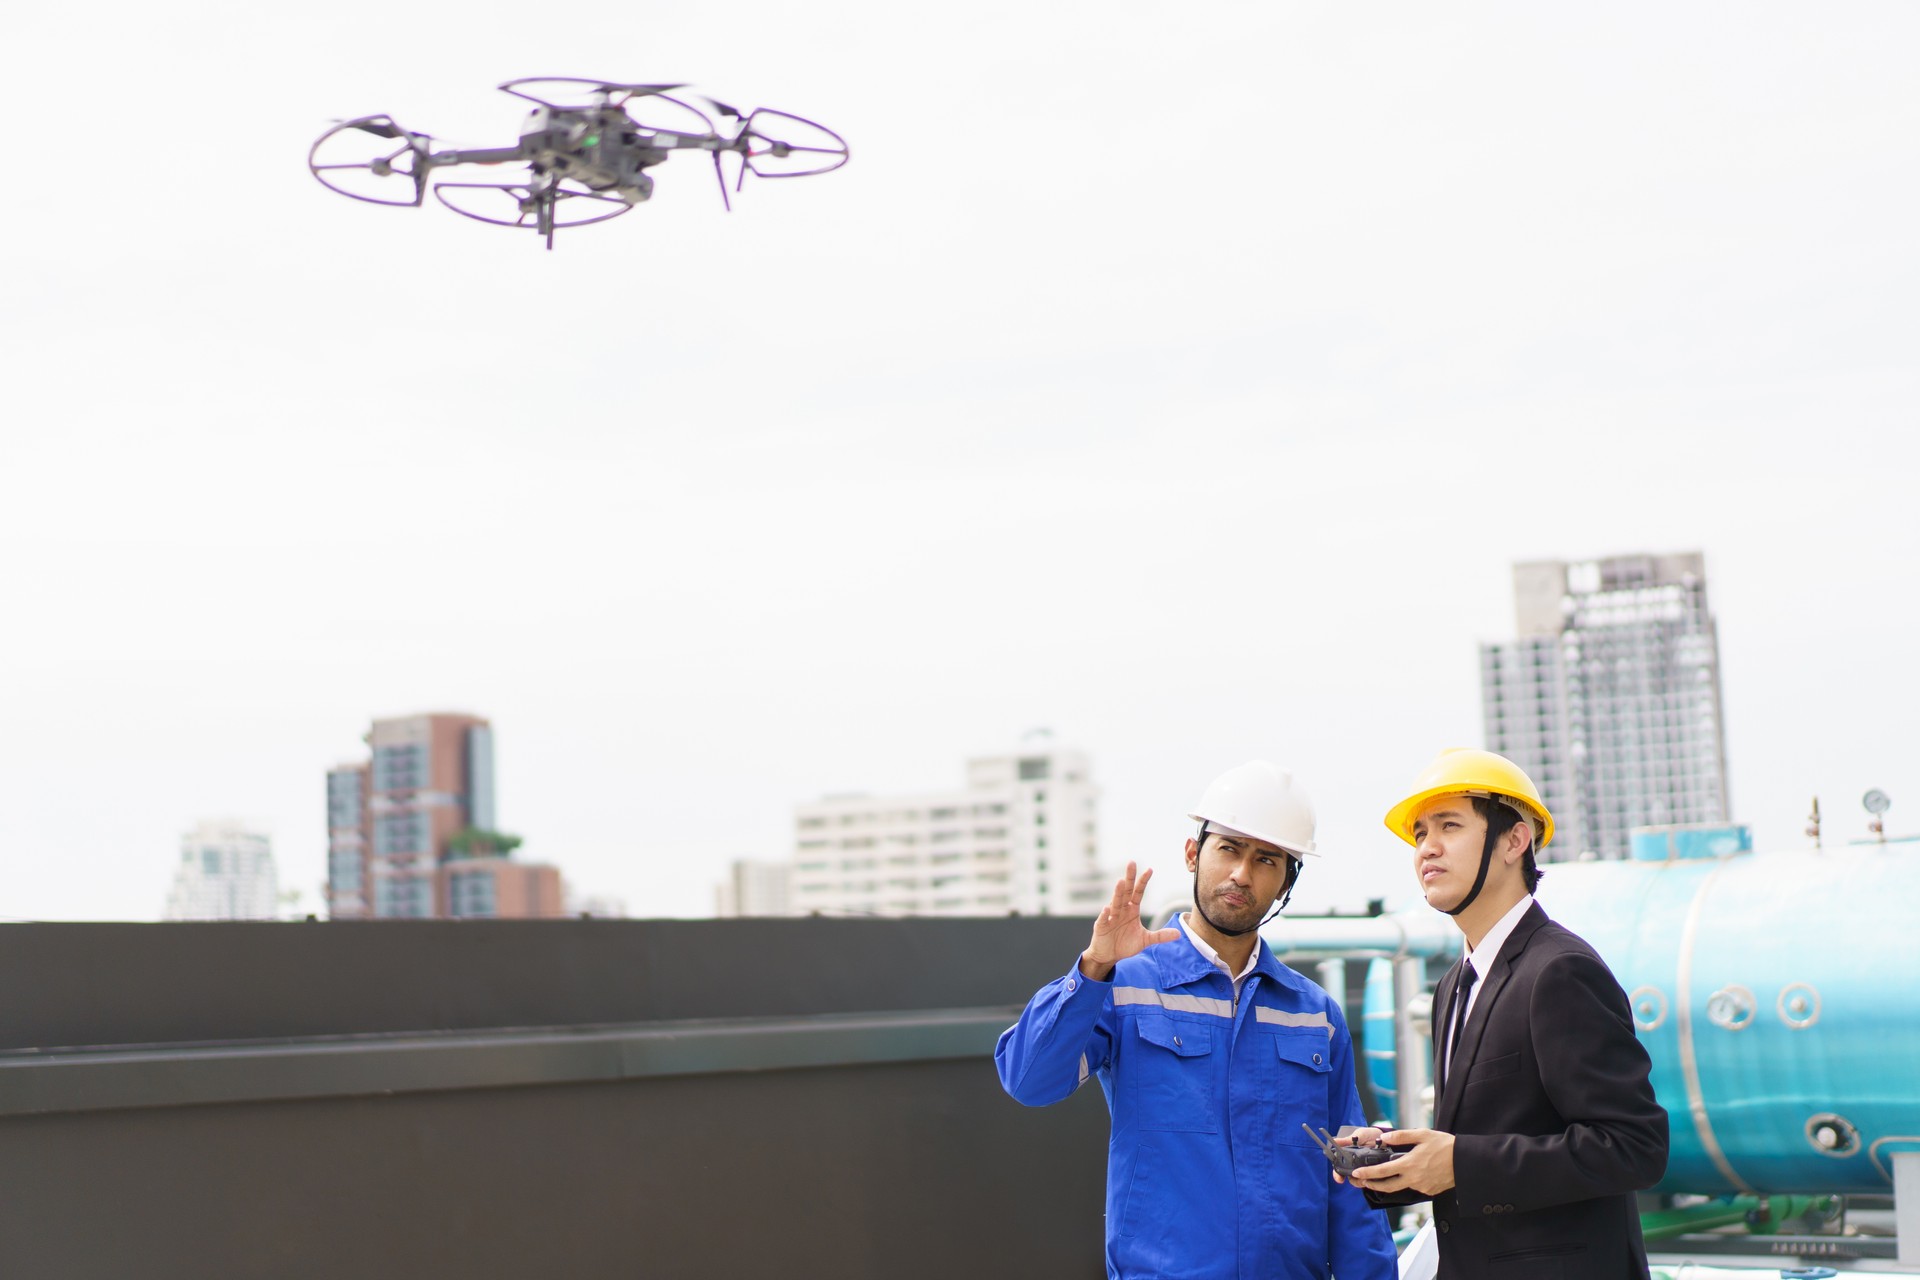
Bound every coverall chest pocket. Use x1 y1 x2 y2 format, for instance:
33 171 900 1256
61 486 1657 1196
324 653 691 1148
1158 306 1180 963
1269 1030 1335 1142
1129 1014 1218 1133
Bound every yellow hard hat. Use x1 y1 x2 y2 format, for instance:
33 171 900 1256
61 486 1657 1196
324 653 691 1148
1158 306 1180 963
1383 748 1555 850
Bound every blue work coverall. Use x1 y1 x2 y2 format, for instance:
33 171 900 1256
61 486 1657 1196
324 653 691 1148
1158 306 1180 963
995 927 1397 1280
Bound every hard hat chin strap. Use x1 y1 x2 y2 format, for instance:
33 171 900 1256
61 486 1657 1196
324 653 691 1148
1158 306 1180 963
1191 822 1301 936
1443 815 1533 917
1441 830 1498 917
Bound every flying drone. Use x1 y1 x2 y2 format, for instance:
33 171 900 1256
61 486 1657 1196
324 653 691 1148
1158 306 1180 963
309 77 848 249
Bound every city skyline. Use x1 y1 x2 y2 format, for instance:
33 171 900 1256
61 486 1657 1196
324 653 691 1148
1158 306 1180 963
3 4 1915 923
55 593 1920 928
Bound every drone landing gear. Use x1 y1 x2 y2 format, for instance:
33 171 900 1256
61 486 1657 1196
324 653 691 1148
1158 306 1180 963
433 179 636 250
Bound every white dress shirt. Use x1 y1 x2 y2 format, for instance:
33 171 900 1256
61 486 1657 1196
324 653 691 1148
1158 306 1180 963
1180 912 1261 999
1444 894 1535 1066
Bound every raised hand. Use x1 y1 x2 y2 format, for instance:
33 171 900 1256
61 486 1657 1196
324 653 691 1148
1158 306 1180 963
1080 861 1182 980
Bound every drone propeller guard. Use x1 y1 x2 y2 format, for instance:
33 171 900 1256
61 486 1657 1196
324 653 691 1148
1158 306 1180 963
308 116 435 207
433 179 637 240
738 108 849 180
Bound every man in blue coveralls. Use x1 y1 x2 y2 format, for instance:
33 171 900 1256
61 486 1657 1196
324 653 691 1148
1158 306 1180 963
995 761 1396 1280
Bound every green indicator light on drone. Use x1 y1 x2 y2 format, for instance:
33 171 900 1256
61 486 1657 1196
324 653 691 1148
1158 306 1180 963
584 134 600 147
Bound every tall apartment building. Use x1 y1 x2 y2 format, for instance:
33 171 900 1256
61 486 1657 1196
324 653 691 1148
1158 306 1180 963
791 744 1106 917
714 859 793 918
327 712 563 919
1480 552 1731 860
164 819 279 920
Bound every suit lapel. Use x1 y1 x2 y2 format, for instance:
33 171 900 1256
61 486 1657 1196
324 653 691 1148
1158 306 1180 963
1435 903 1548 1131
1428 959 1462 1115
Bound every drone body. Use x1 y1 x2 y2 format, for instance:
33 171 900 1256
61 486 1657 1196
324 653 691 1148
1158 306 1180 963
310 78 847 248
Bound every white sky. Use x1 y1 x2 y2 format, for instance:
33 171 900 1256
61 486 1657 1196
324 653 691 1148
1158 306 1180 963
2 3 1915 922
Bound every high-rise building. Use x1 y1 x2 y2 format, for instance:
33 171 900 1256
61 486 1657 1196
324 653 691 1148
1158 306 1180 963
165 820 279 921
1480 552 1731 860
714 859 793 917
791 742 1106 917
327 712 563 919
326 763 371 918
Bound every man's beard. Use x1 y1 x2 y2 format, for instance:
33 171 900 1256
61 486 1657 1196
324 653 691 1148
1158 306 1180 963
1194 878 1265 937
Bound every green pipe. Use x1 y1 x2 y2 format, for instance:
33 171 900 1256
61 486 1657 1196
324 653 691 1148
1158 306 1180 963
1638 1195 1762 1242
1638 1192 1840 1243
1744 1194 1837 1232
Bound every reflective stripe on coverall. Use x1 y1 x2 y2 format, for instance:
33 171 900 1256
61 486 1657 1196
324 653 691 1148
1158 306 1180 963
995 929 1397 1280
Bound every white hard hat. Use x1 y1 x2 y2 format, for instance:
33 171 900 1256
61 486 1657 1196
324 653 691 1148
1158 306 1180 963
1187 760 1318 858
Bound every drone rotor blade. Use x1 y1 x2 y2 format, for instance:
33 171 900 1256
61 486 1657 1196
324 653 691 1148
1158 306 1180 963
599 81 688 96
499 77 687 108
702 96 744 120
620 91 716 138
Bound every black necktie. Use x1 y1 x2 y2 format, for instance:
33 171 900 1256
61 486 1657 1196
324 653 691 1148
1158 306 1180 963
1441 960 1478 1093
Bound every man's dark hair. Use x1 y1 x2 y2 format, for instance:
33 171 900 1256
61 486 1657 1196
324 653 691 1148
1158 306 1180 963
1471 796 1543 894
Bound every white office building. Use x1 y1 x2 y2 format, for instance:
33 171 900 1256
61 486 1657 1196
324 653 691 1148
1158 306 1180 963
714 859 794 918
1480 552 1731 861
164 820 280 921
791 744 1106 917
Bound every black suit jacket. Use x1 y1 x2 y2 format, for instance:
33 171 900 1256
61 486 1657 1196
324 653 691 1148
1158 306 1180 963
1380 903 1669 1280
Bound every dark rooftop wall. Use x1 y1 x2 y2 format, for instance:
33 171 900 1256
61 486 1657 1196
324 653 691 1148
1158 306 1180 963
0 917 1109 1280
0 916 1093 1050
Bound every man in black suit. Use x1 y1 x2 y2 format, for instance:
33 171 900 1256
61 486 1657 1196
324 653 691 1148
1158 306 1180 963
1347 748 1668 1279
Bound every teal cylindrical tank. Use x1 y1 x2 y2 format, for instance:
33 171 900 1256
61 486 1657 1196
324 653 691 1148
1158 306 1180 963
1546 837 1920 1194
1359 837 1920 1195
1361 956 1403 1122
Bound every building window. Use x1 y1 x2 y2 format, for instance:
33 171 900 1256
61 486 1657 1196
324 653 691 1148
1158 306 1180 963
327 772 365 829
375 876 430 919
450 871 497 919
374 811 429 856
372 743 429 793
